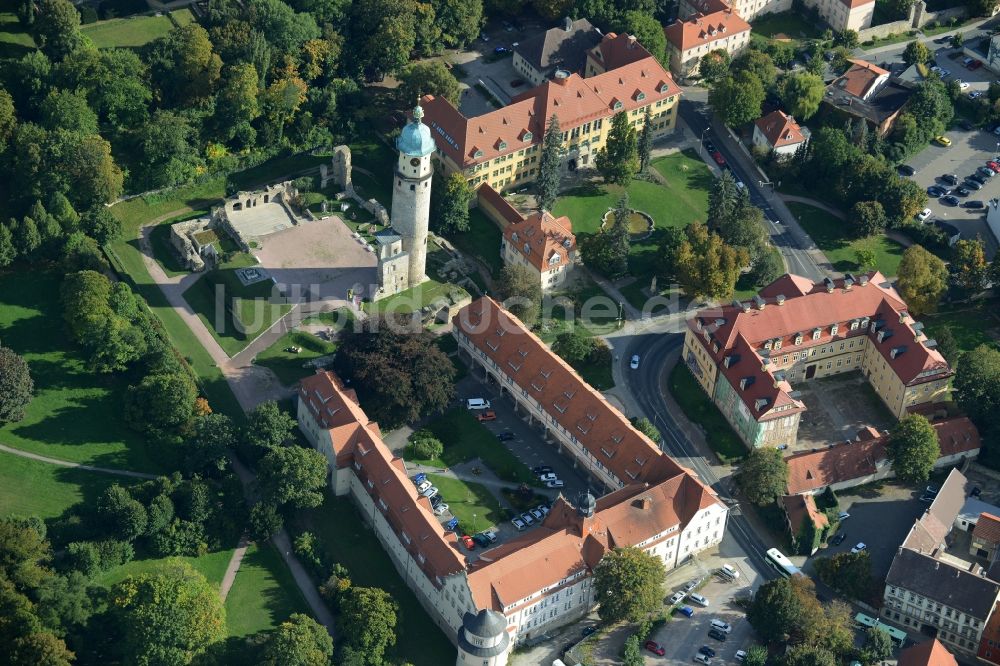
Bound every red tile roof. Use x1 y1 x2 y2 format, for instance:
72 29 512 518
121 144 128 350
974 513 1000 546
422 56 680 169
833 59 890 99
503 211 576 272
664 8 751 53
899 639 959 666
299 372 467 581
454 297 689 486
586 32 653 72
477 183 524 226
689 272 952 420
755 110 808 149
785 417 981 495
781 493 829 535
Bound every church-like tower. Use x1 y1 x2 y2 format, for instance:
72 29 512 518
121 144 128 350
391 103 436 288
456 609 512 666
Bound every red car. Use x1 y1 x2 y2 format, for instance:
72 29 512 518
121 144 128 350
969 60 983 70
476 410 496 422
645 640 666 656
461 535 476 550
987 161 1000 172
711 151 727 167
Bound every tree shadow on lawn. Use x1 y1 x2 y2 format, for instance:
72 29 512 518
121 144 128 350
563 183 607 198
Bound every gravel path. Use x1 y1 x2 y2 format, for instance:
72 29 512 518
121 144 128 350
0 445 158 480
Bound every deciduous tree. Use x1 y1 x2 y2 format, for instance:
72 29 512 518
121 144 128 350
409 429 444 460
736 447 788 505
397 61 461 107
903 40 930 66
850 200 887 237
888 414 940 484
257 446 329 509
124 372 197 437
699 49 731 82
953 345 1000 443
496 264 542 325
430 171 472 235
619 11 667 66
631 417 660 443
674 222 748 300
339 587 397 665
778 72 825 119
97 485 149 542
897 244 947 314
595 111 639 186
30 0 84 60
709 70 766 128
0 347 33 424
243 401 296 450
260 613 334 666
594 546 665 623
952 237 988 292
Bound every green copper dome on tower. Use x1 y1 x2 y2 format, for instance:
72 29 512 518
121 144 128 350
396 104 436 157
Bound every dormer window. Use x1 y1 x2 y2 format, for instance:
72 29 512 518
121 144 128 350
613 100 623 110
850 320 859 330
523 131 533 141
774 339 782 350
473 149 483 158
812 328 821 340
794 334 803 345
659 83 670 93
635 92 646 101
831 324 839 336
498 141 507 150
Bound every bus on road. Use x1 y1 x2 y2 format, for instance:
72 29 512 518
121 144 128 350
765 548 801 578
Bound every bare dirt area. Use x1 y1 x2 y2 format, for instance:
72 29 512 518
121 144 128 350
794 372 895 452
252 215 378 301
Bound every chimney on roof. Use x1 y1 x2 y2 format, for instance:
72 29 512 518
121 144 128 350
859 275 869 286
634 496 653 510
563 16 573 31
776 294 786 306
824 277 835 293
628 34 637 49
899 310 908 323
754 294 766 310
844 277 854 291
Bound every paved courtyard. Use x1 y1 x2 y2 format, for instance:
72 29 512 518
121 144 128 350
251 215 378 302
903 125 1000 258
793 372 895 451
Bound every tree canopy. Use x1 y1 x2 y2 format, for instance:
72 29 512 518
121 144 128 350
897 245 948 315
0 347 33 424
674 222 748 300
736 447 789 506
593 546 665 623
495 264 542 326
595 111 639 186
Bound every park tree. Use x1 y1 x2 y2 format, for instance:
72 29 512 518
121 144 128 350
430 171 472 235
934 324 959 364
638 107 653 173
607 193 632 276
249 502 284 541
777 72 825 119
732 49 777 88
216 63 261 137
743 646 768 666
98 485 149 542
111 560 225 665
596 111 639 186
952 238 989 292
257 446 329 509
0 88 14 152
30 0 84 60
82 207 123 244
709 70 766 127
888 414 940 484
850 200 887 238
244 401 297 450
674 222 748 300
814 550 875 601
854 245 878 271
53 132 124 209
619 11 667 66
594 546 666 623
496 264 543 326
622 634 643 666
434 0 483 47
40 89 98 135
699 49 731 83
903 40 931 66
631 417 660 443
149 24 223 105
125 372 197 438
0 224 15 267
708 170 739 230
333 320 456 428
736 447 788 506
397 61 461 107
897 245 948 314
719 188 768 261
862 627 894 664
553 330 597 364
0 516 52 591
185 413 234 476
133 110 203 190
784 646 837 666
537 114 563 211
348 0 420 79
747 575 835 646
409 429 444 460
260 613 334 666
0 347 33 424
954 345 1000 441
339 586 398 665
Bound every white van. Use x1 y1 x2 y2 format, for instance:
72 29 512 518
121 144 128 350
552 660 568 666
719 564 740 580
689 593 709 607
710 619 732 634
467 398 491 410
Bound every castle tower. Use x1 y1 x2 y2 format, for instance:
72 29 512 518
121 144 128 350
456 609 512 666
391 103 436 287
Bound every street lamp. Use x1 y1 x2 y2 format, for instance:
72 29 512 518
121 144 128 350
699 126 712 157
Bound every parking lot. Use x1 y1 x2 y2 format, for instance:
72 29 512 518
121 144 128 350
903 125 1000 257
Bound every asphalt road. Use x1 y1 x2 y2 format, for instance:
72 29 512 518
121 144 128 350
678 96 827 281
622 332 780 583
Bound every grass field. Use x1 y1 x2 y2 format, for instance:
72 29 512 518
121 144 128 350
81 13 177 49
97 549 235 589
449 208 504 277
0 3 33 59
224 543 310 637
409 408 537 484
296 495 456 666
0 452 128 520
0 270 174 472
254 330 336 386
787 202 905 276
364 278 470 315
426 474 504 533
922 300 1000 355
668 363 746 463
750 11 823 43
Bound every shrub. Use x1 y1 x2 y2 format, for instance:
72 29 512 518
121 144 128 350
149 519 208 557
409 430 444 460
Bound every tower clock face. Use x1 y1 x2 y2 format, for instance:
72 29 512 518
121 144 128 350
410 157 421 167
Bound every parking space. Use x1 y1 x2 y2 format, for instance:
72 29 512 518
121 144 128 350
806 481 927 581
933 45 994 92
901 126 1000 256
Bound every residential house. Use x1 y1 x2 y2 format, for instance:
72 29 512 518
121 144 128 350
678 0 873 37
512 17 603 87
501 209 577 292
684 272 953 450
752 110 810 159
823 59 912 136
780 494 829 554
664 5 752 79
972 513 1000 562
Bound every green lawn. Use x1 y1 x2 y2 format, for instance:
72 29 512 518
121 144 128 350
81 13 176 48
787 202 905 276
750 11 823 42
553 150 712 310
409 408 537 484
426 474 504 533
0 452 128 520
302 307 356 328
182 269 292 357
922 300 1000 354
448 208 504 277
97 549 235 589
0 270 175 472
149 216 198 278
296 494 456 666
364 278 469 315
668 363 746 463
254 330 336 386
0 6 35 59
224 543 311 637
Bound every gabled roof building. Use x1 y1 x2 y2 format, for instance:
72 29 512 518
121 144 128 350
512 17 603 87
752 110 810 158
500 208 576 292
297 298 727 665
683 272 952 451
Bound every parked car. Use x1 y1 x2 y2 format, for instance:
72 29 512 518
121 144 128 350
532 466 553 475
445 517 459 531
479 32 489 42
461 535 476 550
582 626 596 637
539 473 557 482
965 177 984 189
498 431 515 441
979 166 996 178
719 564 740 580
988 160 1000 172
736 650 748 662
851 542 867 554
711 151 727 167
536 504 550 516
413 473 427 485
645 641 666 656
970 60 983 70
493 46 510 55
630 354 640 369
957 186 971 197
916 208 932 222
700 646 717 658
689 593 709 607
467 398 491 410
704 140 717 153
934 135 952 147
934 35 951 43
710 619 732 633
941 173 959 185
963 56 975 66
683 580 698 592
430 494 442 508
417 480 432 493
927 185 947 197
471 532 490 547
546 480 565 488
694 654 712 665
898 164 916 176
970 91 983 99
942 195 960 206
668 591 686 605
832 531 847 546
958 80 970 90
512 517 526 530
421 486 438 499
708 628 728 641
433 503 449 515
478 530 498 544
677 605 695 617
963 200 985 209
520 512 534 525
530 508 543 521
476 410 496 422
